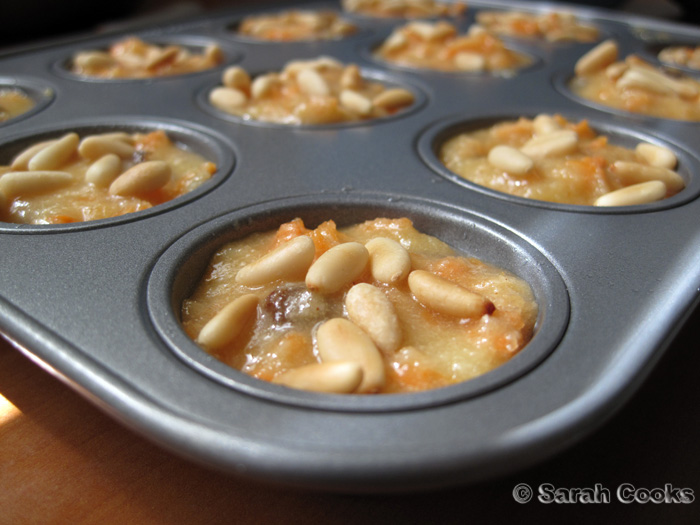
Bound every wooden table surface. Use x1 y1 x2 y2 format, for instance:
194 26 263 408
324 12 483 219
2 304 699 524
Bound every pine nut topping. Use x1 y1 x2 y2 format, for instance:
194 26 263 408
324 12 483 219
454 52 486 72
78 135 136 160
108 160 171 196
574 39 618 75
340 64 363 90
297 68 330 96
408 270 495 318
339 89 373 116
11 140 56 170
145 46 179 70
520 129 578 159
365 237 411 284
623 65 699 99
73 51 117 70
222 66 251 92
27 133 79 171
610 160 685 193
635 143 677 170
487 145 533 175
272 362 364 394
306 242 369 293
345 283 402 354
250 74 279 99
605 62 628 81
382 31 408 52
85 154 122 187
236 235 316 286
209 87 248 113
316 318 386 393
532 114 562 135
594 180 667 206
0 171 73 198
617 68 673 95
372 88 415 110
196 294 259 350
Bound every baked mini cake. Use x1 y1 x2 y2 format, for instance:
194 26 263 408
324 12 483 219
0 89 35 123
0 130 216 224
475 9 599 43
438 113 685 206
208 56 415 125
237 9 358 41
182 217 537 394
374 21 532 73
569 39 700 121
70 37 224 79
341 0 466 19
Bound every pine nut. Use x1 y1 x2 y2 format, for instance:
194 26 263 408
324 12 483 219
0 170 73 197
406 21 436 39
339 89 373 116
306 242 369 294
73 51 116 70
196 294 258 350
222 66 251 92
316 318 385 393
610 160 684 193
635 143 677 170
145 46 179 70
204 44 224 64
272 361 363 393
605 62 628 81
372 88 414 110
209 87 248 113
382 30 408 52
85 153 122 187
250 74 279 99
407 21 453 40
532 114 562 135
625 65 699 99
78 135 136 160
487 145 533 175
297 68 330 96
340 64 363 90
454 52 486 72
10 140 56 170
408 270 495 319
307 56 344 71
520 129 578 159
94 132 135 145
616 68 673 95
236 235 316 285
27 133 79 171
365 237 411 284
345 283 402 354
594 180 667 206
108 160 171 196
575 39 618 75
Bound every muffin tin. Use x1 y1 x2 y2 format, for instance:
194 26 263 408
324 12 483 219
1 0 699 492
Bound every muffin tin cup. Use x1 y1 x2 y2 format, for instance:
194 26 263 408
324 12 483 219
148 193 569 412
0 76 55 127
52 35 244 84
197 66 428 129
417 108 700 213
1 0 700 491
0 116 236 232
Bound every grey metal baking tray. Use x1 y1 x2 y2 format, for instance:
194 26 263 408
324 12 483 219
1 0 699 492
